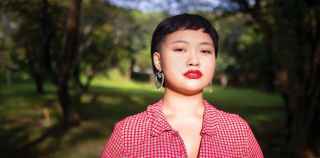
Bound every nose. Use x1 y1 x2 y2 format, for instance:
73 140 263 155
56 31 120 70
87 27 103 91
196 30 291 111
187 50 200 67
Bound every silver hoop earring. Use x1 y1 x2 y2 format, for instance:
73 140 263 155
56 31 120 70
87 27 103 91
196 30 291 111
155 71 164 89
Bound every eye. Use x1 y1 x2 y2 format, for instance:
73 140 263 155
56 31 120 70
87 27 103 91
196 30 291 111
201 50 212 54
173 48 186 53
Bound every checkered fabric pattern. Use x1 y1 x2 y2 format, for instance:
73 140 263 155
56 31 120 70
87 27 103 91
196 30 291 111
101 99 264 158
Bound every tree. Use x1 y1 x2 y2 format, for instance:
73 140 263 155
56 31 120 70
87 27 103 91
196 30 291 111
220 0 320 157
276 1 320 157
56 0 82 126
0 0 82 126
1 0 156 127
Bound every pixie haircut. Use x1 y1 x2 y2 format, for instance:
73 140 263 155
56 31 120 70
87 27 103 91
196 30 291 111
151 13 219 84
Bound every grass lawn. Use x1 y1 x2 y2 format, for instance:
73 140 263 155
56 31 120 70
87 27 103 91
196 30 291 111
0 77 286 158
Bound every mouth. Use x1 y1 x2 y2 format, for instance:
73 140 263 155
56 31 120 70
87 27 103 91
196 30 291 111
183 70 203 79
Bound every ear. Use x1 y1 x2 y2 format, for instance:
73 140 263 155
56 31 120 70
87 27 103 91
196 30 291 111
153 52 162 72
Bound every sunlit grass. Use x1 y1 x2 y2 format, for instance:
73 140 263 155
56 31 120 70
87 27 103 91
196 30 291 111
93 75 283 108
208 86 283 107
92 75 156 91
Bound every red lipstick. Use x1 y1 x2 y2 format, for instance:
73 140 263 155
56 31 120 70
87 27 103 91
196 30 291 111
183 70 202 79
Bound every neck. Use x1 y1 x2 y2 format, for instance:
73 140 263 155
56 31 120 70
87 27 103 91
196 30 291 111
162 87 204 117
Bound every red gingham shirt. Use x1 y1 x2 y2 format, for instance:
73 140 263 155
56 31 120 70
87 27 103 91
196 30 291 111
101 99 264 158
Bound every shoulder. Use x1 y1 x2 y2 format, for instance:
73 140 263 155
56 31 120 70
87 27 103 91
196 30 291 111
205 103 263 157
112 110 152 143
115 110 151 132
218 109 250 131
205 102 253 137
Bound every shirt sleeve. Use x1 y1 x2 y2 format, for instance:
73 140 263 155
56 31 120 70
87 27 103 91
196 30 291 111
244 122 264 158
100 121 125 158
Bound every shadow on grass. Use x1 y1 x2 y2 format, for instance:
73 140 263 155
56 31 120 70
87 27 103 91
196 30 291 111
76 86 162 121
0 123 32 157
0 85 162 158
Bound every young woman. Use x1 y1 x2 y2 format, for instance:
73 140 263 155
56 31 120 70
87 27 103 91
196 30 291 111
101 13 263 158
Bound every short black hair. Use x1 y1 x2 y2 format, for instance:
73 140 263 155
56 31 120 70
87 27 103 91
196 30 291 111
151 13 219 84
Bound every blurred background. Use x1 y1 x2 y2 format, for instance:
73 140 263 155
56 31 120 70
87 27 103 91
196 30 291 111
0 0 319 158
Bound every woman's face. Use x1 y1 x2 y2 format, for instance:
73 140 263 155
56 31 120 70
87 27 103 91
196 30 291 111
153 29 216 95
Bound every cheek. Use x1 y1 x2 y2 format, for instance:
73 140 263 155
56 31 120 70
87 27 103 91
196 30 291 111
202 58 216 77
161 54 186 74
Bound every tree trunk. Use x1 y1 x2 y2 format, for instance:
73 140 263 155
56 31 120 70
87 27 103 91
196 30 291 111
129 58 136 79
40 0 54 82
25 46 45 94
57 80 73 127
34 72 44 94
57 0 82 127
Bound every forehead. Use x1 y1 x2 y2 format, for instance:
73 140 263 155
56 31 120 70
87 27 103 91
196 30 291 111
163 29 213 45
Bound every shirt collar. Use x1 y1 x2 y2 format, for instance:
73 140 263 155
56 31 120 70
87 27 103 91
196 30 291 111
147 99 219 137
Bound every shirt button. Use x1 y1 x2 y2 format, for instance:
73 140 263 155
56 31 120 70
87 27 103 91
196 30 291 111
170 131 179 139
171 131 179 136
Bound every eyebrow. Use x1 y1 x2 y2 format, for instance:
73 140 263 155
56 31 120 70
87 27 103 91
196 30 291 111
170 40 213 46
171 40 189 44
199 42 214 46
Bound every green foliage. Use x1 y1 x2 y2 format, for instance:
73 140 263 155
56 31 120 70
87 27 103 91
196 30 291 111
0 0 166 90
79 2 165 79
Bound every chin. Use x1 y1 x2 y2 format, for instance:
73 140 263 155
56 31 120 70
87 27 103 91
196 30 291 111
178 88 203 96
173 84 205 96
183 81 207 90
166 80 208 95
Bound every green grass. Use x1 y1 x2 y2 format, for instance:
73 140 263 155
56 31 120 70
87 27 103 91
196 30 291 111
0 78 285 158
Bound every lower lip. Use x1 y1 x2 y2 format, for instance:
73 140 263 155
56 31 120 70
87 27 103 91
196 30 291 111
184 71 202 79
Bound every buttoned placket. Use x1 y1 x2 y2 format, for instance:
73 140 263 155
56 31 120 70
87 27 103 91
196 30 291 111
196 134 203 158
170 129 207 158
170 130 188 158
